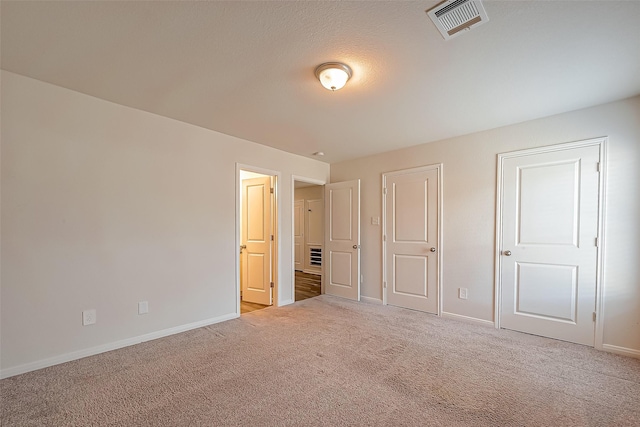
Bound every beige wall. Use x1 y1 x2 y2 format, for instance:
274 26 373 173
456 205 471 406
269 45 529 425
0 71 329 375
2 68 638 376
294 185 324 273
331 95 640 354
295 185 323 202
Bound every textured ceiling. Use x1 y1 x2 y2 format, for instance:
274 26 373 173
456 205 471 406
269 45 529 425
2 1 639 164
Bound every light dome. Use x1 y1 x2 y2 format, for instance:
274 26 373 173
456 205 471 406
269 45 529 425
315 63 353 91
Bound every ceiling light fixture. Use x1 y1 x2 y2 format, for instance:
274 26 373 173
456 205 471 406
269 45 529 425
314 62 352 91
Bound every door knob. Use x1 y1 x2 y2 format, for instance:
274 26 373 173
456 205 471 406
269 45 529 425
503 250 512 256
430 247 436 252
353 245 360 249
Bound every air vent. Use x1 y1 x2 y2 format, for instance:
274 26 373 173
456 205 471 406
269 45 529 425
309 247 322 267
427 0 489 40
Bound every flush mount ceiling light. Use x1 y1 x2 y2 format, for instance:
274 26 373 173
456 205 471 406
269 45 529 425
314 62 352 91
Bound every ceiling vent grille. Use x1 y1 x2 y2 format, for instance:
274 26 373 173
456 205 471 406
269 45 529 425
427 0 489 40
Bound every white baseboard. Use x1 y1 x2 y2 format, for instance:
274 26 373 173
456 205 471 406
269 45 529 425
0 312 239 379
279 299 294 306
602 344 640 359
441 311 494 327
361 296 383 305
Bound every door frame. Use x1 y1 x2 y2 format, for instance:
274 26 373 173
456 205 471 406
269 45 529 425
291 175 326 298
236 164 281 314
382 163 444 314
493 137 608 349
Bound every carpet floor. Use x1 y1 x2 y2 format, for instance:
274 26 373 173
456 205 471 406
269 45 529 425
1 296 639 426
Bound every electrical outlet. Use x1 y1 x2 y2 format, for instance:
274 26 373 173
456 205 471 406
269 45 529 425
82 309 96 326
138 301 149 315
371 216 380 225
459 288 468 300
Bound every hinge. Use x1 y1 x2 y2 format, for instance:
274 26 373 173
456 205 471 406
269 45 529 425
595 237 599 247
383 234 386 242
383 281 387 289
271 235 274 241
593 312 596 322
596 162 600 172
270 187 274 194
270 282 274 288
383 187 387 195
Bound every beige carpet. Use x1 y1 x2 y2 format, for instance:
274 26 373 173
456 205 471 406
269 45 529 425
2 295 639 426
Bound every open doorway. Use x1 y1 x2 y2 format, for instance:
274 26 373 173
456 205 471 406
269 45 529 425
293 180 324 302
238 168 278 315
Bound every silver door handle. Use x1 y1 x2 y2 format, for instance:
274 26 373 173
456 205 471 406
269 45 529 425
503 250 512 256
430 247 436 252
353 245 360 249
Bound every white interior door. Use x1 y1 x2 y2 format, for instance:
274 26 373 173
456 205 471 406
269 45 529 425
294 199 304 271
499 144 601 346
241 176 273 306
324 180 360 301
384 166 439 313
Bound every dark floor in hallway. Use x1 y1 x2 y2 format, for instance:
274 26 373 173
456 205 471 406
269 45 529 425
295 271 321 302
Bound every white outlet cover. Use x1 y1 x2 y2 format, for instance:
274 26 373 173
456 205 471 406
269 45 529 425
138 301 149 315
459 288 468 300
82 309 96 326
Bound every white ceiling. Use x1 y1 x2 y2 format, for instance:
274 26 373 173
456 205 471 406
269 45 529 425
2 1 639 164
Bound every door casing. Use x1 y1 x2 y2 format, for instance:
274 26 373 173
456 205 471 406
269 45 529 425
382 164 443 313
494 137 607 349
